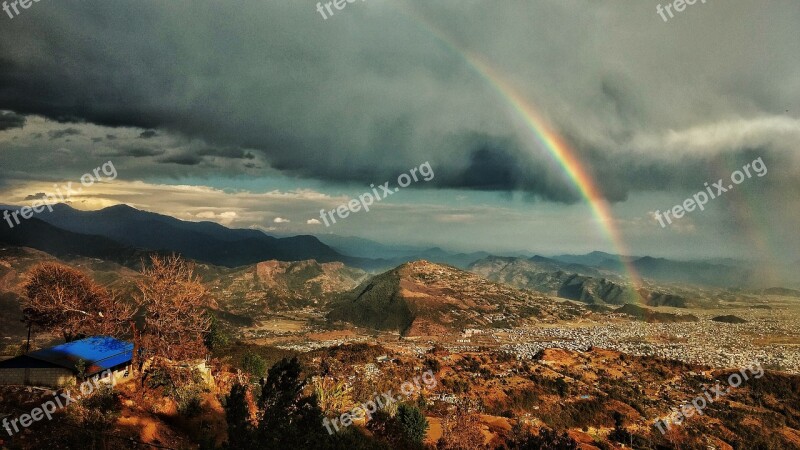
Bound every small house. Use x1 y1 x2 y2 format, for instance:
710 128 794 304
0 336 133 387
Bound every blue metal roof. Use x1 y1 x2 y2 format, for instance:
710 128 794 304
27 336 133 376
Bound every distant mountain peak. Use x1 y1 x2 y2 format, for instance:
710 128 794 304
49 202 75 211
101 203 137 212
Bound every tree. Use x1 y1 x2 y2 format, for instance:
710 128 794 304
396 404 428 445
257 357 330 449
609 410 632 444
366 409 398 443
437 403 485 450
205 314 231 351
224 383 257 450
555 377 568 397
61 383 121 449
227 357 387 450
136 254 211 360
366 404 428 449
23 263 133 342
241 352 268 379
509 427 579 450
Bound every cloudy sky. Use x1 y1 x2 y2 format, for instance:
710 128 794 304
0 0 798 264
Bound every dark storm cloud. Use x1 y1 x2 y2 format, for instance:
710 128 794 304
197 147 257 159
0 0 798 203
0 110 26 131
48 128 82 140
126 147 167 158
96 146 166 158
158 154 204 166
426 134 582 203
24 192 47 201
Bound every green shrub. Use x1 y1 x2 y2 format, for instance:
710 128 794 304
176 387 204 417
242 352 268 379
396 404 429 444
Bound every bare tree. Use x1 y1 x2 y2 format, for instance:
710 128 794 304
437 402 486 450
136 254 211 361
23 263 133 342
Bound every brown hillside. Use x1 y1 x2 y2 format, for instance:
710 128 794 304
328 260 588 336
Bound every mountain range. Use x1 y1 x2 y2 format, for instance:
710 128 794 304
552 251 766 287
0 204 496 271
0 213 145 266
469 256 689 307
30 204 349 268
0 204 790 290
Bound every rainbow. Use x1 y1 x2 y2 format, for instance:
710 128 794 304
394 6 646 294
467 56 645 293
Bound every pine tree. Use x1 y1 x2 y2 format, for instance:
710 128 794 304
257 357 330 449
396 404 428 445
225 383 256 449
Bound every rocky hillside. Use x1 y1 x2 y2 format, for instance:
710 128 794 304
0 246 369 339
207 259 367 313
327 260 589 336
469 256 689 308
712 314 748 324
762 287 800 298
615 304 699 323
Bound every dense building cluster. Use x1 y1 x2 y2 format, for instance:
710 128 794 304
499 310 800 373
